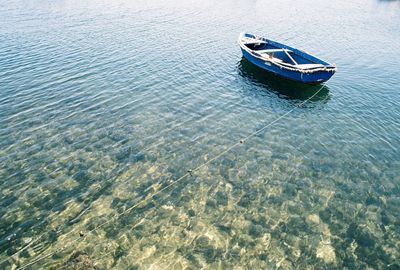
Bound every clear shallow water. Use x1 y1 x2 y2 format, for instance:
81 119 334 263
0 0 399 269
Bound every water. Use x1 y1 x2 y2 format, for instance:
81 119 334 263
0 0 399 269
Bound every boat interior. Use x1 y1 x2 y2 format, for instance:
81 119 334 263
243 39 325 69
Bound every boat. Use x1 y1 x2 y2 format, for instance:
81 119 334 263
238 33 337 84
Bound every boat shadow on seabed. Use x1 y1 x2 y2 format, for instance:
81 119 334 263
237 58 331 102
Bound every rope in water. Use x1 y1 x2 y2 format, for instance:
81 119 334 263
0 97 258 266
15 85 325 269
81 94 330 265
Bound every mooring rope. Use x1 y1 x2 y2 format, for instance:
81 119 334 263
0 97 262 264
80 97 331 265
14 84 325 270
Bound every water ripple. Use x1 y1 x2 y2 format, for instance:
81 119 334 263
1 0 399 269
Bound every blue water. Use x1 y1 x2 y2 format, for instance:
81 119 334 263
0 0 399 269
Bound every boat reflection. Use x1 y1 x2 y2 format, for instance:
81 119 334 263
237 58 330 102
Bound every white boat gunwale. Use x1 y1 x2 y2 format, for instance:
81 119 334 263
238 33 337 73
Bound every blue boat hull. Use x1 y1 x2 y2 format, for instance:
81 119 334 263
240 48 334 84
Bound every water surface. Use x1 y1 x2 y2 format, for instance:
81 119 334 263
0 0 399 269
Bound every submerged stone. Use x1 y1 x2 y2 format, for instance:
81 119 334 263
216 224 231 234
196 236 210 248
115 147 132 161
318 208 332 223
387 263 400 270
238 194 252 208
346 224 376 248
194 235 223 263
259 253 268 261
131 152 145 163
365 195 380 206
63 251 96 270
74 171 90 182
205 199 217 209
109 130 127 142
316 240 336 264
381 211 391 226
188 209 196 217
215 191 228 206
114 245 127 260
203 247 223 263
307 214 321 225
248 223 263 238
